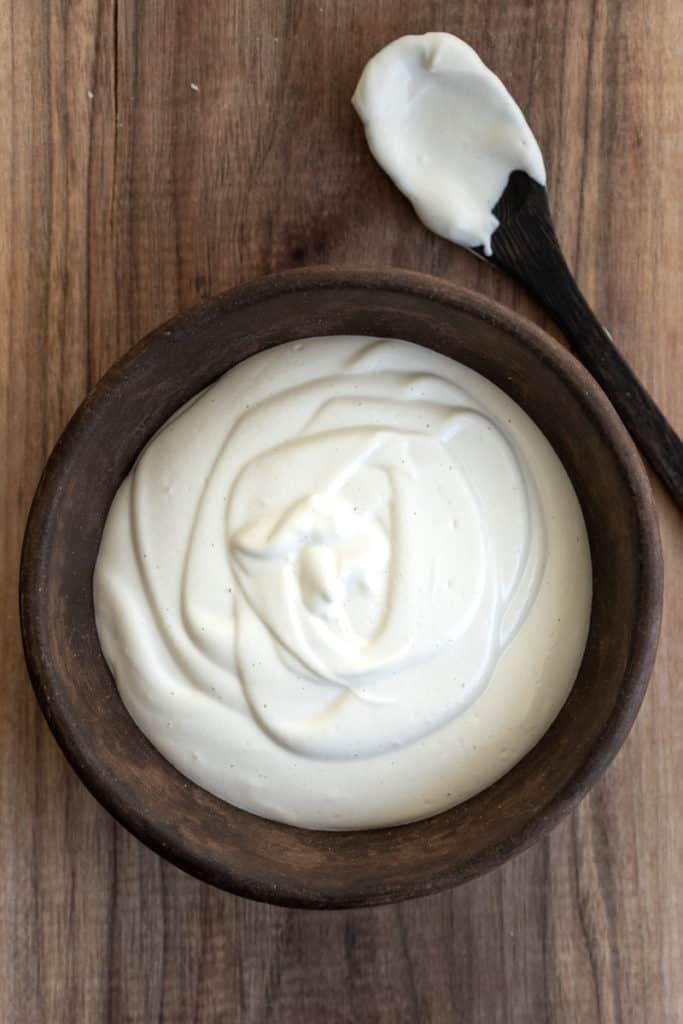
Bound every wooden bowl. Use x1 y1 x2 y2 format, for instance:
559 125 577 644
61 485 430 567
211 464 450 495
20 267 663 909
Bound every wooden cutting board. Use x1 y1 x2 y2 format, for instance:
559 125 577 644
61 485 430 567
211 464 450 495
1 2 681 1021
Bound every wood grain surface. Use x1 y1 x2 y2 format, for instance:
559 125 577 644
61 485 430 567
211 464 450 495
1 1 681 1021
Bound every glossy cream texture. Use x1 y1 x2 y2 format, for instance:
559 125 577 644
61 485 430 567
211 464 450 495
352 33 546 255
94 337 591 829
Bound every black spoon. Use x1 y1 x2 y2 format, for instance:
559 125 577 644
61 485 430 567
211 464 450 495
477 170 683 511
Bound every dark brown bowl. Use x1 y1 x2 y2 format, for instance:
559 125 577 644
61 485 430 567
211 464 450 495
20 267 662 909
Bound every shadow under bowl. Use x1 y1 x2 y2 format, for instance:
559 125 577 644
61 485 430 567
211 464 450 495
20 267 663 909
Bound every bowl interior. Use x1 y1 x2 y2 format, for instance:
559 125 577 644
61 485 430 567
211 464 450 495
20 267 662 908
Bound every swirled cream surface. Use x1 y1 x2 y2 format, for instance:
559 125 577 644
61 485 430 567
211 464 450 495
94 337 591 829
352 33 546 255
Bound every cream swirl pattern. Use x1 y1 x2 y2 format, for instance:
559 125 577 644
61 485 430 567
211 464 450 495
94 336 591 829
224 344 544 757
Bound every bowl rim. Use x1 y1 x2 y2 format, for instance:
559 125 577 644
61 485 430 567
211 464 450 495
19 266 663 908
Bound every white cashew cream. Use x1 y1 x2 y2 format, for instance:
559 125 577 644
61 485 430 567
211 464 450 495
94 337 591 829
352 32 546 255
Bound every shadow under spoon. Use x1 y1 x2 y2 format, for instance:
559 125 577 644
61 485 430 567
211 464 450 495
475 170 683 513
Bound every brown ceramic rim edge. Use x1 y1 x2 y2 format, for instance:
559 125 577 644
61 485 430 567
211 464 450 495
20 266 663 909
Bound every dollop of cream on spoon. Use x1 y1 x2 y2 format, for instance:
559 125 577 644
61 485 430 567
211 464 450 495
352 32 546 255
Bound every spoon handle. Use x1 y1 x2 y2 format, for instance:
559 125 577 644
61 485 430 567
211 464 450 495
490 176 683 512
